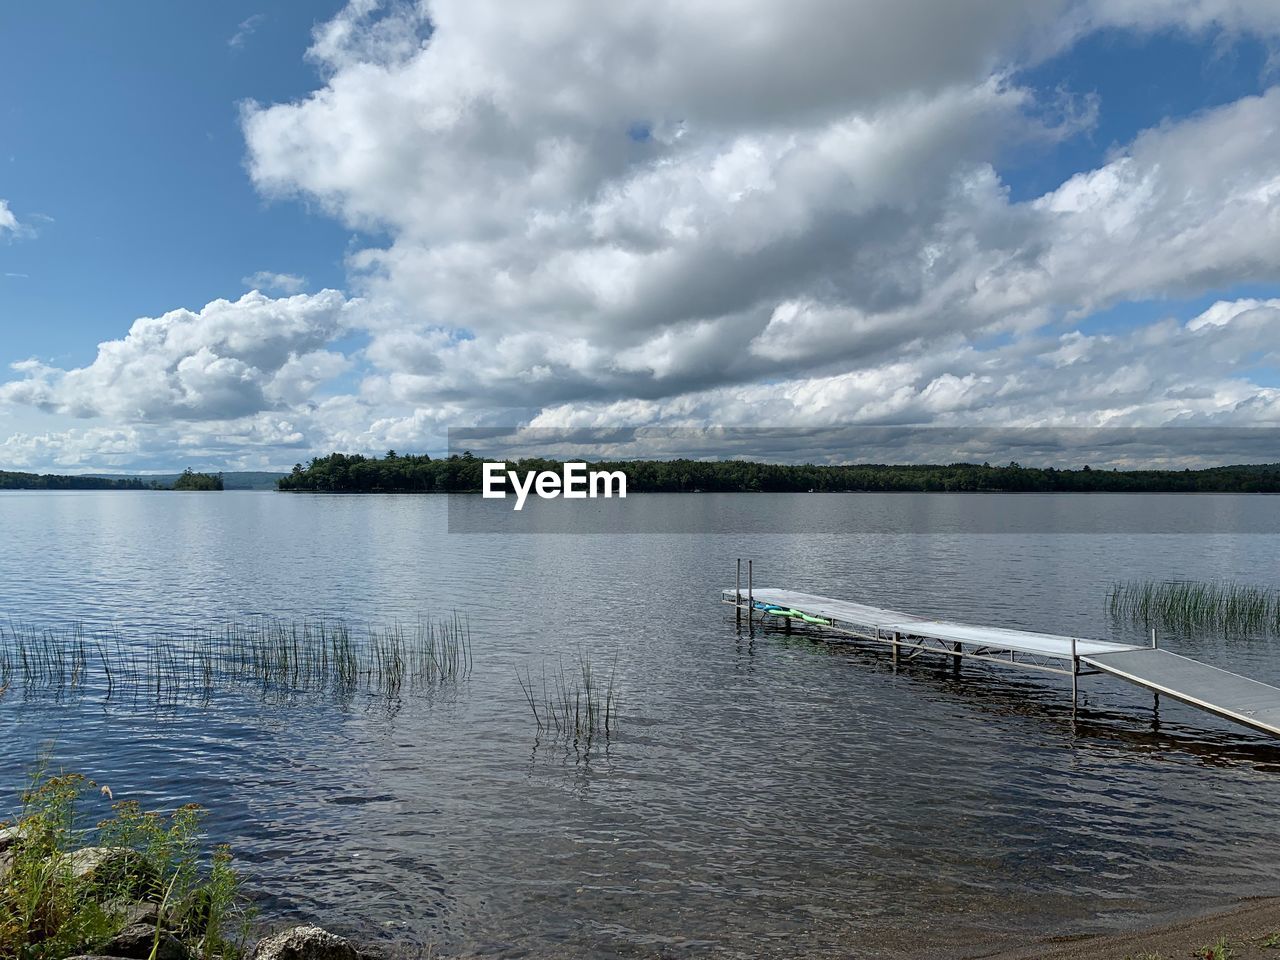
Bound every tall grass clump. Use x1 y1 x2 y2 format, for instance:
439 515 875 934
517 650 617 742
0 613 472 704
0 764 249 960
1108 579 1280 636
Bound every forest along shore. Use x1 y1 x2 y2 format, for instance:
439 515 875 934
275 451 1280 494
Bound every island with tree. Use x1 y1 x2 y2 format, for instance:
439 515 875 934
171 468 224 491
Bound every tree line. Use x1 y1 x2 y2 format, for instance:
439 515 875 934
276 451 1280 494
0 471 149 490
1 468 223 491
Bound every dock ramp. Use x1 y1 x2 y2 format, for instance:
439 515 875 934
724 579 1280 739
1083 648 1280 738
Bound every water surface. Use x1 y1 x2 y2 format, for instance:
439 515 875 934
2 491 1279 958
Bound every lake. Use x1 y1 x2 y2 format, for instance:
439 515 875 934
2 490 1279 958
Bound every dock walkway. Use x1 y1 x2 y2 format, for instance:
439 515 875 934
722 584 1280 738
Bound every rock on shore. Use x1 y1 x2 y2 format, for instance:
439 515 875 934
64 924 366 960
250 925 362 960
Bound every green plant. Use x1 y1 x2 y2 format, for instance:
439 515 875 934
1195 936 1234 960
1261 931 1280 948
0 763 249 960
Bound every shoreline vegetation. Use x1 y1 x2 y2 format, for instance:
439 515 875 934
1 764 377 960
1 468 224 491
276 451 1280 494
5 454 1280 494
1 766 247 960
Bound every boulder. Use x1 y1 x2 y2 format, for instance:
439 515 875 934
100 900 163 928
0 827 20 883
99 923 187 960
64 846 155 896
0 824 21 851
1 824 25 878
117 901 162 927
250 925 361 960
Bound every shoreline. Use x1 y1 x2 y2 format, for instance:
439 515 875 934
966 896 1280 960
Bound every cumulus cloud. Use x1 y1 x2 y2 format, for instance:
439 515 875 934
527 298 1280 432
6 0 1280 470
0 290 355 422
233 0 1280 434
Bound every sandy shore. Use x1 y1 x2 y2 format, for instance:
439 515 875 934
967 897 1280 960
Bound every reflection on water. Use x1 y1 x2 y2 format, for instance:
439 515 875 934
2 491 1279 958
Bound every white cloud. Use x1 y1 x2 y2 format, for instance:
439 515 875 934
232 1 1280 430
242 270 308 294
529 298 1280 431
6 0 1280 470
0 290 356 422
0 200 21 237
229 13 266 50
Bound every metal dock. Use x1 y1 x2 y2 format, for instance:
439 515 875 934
722 568 1280 739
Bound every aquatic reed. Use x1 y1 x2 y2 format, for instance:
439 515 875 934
0 613 472 703
1108 579 1280 636
517 649 617 741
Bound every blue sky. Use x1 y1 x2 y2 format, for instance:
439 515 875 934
1007 27 1278 201
0 2 349 365
2 1 1279 471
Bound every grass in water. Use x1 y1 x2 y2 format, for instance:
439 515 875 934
0 613 472 703
517 649 617 742
1108 579 1280 636
0 763 250 960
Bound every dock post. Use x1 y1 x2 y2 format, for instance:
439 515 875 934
890 630 898 669
1070 635 1078 714
1150 628 1159 713
747 560 753 623
736 559 742 627
952 641 961 676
